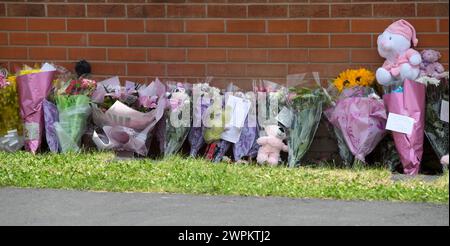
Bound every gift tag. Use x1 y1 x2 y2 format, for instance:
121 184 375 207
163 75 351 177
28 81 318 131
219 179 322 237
385 113 415 135
440 100 449 123
276 106 293 127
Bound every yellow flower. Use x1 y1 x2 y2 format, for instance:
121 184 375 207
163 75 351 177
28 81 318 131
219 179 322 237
7 75 16 84
333 68 375 93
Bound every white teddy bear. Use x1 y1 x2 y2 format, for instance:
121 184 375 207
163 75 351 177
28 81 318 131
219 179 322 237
376 19 422 86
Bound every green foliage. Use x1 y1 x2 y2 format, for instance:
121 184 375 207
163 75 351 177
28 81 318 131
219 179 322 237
0 151 448 204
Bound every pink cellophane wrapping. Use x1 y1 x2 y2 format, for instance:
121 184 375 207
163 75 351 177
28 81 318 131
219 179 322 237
325 96 387 162
17 71 55 154
91 78 166 156
383 79 426 175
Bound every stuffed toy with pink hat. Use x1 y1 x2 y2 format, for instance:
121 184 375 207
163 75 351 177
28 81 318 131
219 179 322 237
376 19 422 85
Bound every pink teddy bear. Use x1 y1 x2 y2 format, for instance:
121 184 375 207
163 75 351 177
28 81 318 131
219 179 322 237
419 49 447 79
256 125 288 166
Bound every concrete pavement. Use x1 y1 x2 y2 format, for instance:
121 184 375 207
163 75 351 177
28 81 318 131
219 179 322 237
0 188 448 226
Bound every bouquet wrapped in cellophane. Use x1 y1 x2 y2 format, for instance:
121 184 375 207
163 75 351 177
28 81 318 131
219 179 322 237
203 91 232 161
382 79 426 175
286 86 326 167
90 77 166 156
154 82 192 156
324 68 387 167
187 80 220 157
418 72 449 164
0 68 24 152
210 83 252 162
16 63 56 154
54 76 96 152
231 87 258 162
254 79 288 129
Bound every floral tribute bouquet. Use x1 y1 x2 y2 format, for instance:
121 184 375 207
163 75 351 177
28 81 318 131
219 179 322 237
208 83 252 162
154 82 192 156
324 68 387 167
417 56 449 167
90 77 166 156
16 63 56 154
231 87 258 162
187 80 221 157
203 92 232 161
286 85 326 167
51 73 96 153
0 68 24 152
253 79 289 129
0 67 22 134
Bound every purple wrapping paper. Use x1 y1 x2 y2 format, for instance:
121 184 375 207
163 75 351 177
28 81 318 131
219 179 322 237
154 115 166 154
188 96 210 156
213 140 231 162
233 116 258 161
43 99 60 152
17 71 55 154
383 79 426 175
325 96 387 162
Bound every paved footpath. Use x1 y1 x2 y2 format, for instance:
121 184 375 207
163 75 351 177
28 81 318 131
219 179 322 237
0 188 448 226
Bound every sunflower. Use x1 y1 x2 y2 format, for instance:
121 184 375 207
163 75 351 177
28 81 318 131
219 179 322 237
333 68 375 92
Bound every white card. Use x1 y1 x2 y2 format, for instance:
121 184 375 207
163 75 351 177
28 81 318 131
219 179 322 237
440 100 449 123
221 95 251 143
385 113 415 135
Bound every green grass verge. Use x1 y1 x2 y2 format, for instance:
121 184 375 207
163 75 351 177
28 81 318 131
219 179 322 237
0 151 448 204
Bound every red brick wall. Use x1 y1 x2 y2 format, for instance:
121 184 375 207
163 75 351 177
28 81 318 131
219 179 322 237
0 0 448 89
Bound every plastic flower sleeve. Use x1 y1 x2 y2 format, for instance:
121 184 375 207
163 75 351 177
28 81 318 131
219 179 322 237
54 95 91 152
331 126 353 166
0 129 24 152
17 69 55 154
324 93 387 164
188 81 216 157
383 79 426 175
155 82 192 156
43 99 60 152
424 77 449 160
91 97 166 156
286 88 324 167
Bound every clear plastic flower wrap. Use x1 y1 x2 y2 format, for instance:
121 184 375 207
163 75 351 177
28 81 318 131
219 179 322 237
423 76 449 161
211 84 252 162
54 95 92 152
287 87 326 167
187 79 220 157
154 82 192 156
